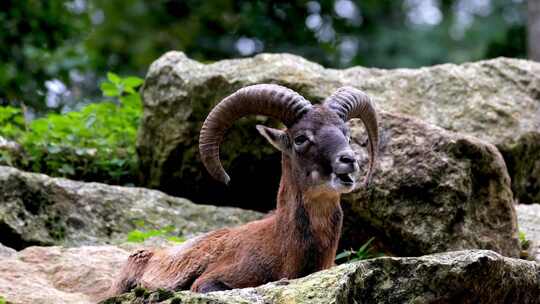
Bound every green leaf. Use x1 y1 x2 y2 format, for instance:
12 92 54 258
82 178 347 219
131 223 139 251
100 82 120 97
124 86 136 94
107 72 121 84
58 164 75 175
336 237 381 264
335 250 354 260
519 231 526 242
110 158 126 166
120 94 141 108
85 113 97 129
122 76 143 88
357 237 375 254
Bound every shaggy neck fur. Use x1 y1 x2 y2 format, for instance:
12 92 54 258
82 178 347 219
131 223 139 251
275 155 343 277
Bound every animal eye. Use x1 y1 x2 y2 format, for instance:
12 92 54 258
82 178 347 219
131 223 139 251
294 135 308 145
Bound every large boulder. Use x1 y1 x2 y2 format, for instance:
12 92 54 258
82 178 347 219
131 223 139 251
138 52 540 206
341 112 519 257
0 166 261 249
103 250 540 304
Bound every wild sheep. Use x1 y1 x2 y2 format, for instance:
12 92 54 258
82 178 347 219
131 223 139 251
111 84 379 294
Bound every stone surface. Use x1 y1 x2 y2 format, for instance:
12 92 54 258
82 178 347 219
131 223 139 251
340 112 519 257
0 245 128 304
0 166 262 249
138 52 540 206
500 132 540 204
1 246 537 304
0 242 16 258
517 204 540 262
103 250 540 304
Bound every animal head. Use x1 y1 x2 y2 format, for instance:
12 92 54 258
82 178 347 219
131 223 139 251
199 84 379 194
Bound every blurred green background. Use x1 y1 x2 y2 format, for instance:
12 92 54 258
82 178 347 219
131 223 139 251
1 0 531 114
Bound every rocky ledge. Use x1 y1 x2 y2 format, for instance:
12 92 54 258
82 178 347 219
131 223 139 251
2 246 538 304
101 250 538 304
0 166 261 249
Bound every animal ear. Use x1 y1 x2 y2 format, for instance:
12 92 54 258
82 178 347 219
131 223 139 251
256 125 290 153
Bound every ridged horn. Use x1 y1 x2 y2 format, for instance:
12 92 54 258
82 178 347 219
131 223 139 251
324 87 379 186
199 84 312 185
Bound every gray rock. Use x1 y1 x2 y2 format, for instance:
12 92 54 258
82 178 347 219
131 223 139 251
500 132 540 204
341 112 520 257
0 166 262 249
0 242 16 258
517 204 540 261
138 52 540 205
104 250 540 304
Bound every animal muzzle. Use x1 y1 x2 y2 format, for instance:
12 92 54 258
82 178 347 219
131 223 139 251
331 150 359 192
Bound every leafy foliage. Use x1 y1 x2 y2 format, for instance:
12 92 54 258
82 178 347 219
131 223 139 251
0 0 527 111
335 237 381 263
0 73 142 185
0 106 25 139
0 0 91 111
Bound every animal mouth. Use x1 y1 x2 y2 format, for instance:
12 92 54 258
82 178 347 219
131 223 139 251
336 173 354 185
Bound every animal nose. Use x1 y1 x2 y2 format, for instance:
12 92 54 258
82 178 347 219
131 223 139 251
334 150 357 174
339 153 355 164
337 150 356 164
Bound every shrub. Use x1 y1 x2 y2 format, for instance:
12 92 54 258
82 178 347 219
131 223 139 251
0 72 143 185
0 106 26 139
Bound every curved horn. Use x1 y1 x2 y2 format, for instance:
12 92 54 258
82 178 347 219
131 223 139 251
324 87 379 186
199 84 312 185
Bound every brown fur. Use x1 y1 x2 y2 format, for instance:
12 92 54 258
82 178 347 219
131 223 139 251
110 156 342 294
110 107 356 295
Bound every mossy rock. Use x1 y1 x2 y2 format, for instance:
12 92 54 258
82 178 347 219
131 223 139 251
0 166 261 248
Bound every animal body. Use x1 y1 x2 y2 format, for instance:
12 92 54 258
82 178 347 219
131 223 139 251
111 84 379 294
